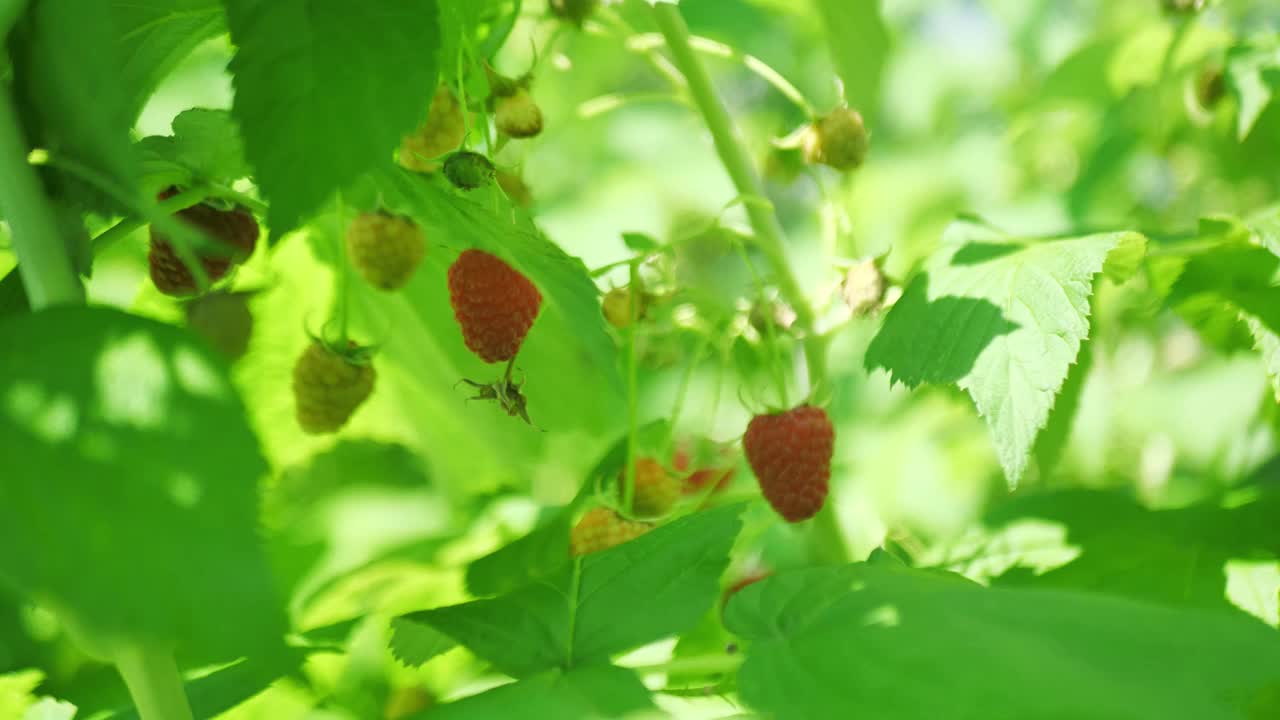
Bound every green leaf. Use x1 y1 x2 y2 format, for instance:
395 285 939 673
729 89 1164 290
0 670 43 720
465 423 669 597
0 307 285 665
224 0 441 233
726 563 1280 720
110 0 226 122
621 232 661 253
136 109 250 192
985 488 1280 612
410 504 743 677
866 219 1146 486
1227 42 1280 141
423 665 654 720
362 168 626 422
811 0 889 117
10 0 138 213
1246 316 1280 403
389 617 457 667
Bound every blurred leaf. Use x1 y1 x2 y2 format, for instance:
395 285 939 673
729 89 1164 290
421 665 653 720
135 109 250 192
866 219 1146 486
103 649 303 720
389 617 456 668
621 232 661 253
1246 316 1280 403
0 307 285 665
22 697 76 720
986 487 1280 612
408 504 743 677
224 0 440 233
811 0 889 117
0 670 42 719
1227 42 1280 141
10 0 138 214
110 0 226 122
726 563 1280 720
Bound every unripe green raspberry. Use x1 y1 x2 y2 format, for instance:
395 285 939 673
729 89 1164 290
292 341 376 434
399 84 467 172
346 211 426 291
802 108 869 171
494 88 544 139
443 151 496 190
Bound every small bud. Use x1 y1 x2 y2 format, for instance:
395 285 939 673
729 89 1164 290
841 258 887 316
1195 65 1226 109
494 88 545 139
550 0 600 26
801 108 869 171
443 151 495 190
1161 0 1205 14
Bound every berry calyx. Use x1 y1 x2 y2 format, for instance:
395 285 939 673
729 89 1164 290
447 249 543 363
292 340 377 434
346 211 426 291
148 187 259 296
185 290 253 360
801 108 869 172
443 151 496 190
743 405 835 522
398 83 467 172
620 457 680 516
570 507 653 556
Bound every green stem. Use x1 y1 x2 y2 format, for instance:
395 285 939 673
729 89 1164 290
622 262 640 513
89 187 210 254
113 640 194 720
650 3 827 393
0 89 83 308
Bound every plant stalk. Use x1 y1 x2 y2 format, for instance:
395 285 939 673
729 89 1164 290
650 3 827 392
114 640 195 720
0 89 84 308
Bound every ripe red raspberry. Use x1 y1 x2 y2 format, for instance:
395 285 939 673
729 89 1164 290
569 507 653 556
149 188 259 296
447 249 542 363
292 340 376 434
620 457 680 516
673 442 736 495
346 211 426 291
743 405 834 522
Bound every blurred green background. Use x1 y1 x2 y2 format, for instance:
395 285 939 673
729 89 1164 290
2 0 1280 717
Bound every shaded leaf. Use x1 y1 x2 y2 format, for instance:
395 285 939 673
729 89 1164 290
1227 42 1280 141
0 307 285 665
727 563 1280 720
411 504 743 677
389 617 456 668
866 219 1145 485
135 109 250 193
811 0 889 117
421 665 653 720
10 0 138 213
224 0 441 233
110 0 226 122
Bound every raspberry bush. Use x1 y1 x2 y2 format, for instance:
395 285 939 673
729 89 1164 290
2 1 1280 718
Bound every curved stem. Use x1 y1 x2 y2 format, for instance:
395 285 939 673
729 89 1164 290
0 88 83 308
114 640 194 720
651 3 826 393
622 261 640 513
89 186 210 254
